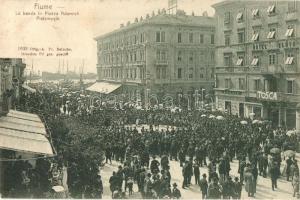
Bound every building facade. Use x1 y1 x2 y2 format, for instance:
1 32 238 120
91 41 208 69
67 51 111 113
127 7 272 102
95 10 215 108
0 58 26 115
213 0 300 129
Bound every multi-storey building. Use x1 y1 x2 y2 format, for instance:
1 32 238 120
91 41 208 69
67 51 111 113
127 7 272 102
94 9 215 107
213 0 300 129
0 58 26 115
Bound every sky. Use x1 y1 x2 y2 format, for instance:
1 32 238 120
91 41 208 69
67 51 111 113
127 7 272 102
0 0 220 74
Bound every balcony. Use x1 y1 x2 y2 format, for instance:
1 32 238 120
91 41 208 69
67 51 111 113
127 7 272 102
155 60 168 66
251 18 263 27
215 66 248 73
133 61 146 66
281 64 298 73
285 11 299 22
267 14 278 24
261 65 278 75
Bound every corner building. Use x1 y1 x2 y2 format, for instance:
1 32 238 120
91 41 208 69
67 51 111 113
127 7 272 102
213 0 300 129
94 10 215 106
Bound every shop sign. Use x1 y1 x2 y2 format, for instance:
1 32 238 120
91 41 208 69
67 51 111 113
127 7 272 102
257 91 278 101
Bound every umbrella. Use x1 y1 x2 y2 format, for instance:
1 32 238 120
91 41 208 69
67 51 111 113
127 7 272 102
52 186 65 192
209 115 215 119
286 130 296 136
284 150 295 157
201 114 207 117
240 120 248 125
270 148 281 154
216 116 224 120
249 112 255 116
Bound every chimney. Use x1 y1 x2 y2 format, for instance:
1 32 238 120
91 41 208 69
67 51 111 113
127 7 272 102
192 11 195 16
134 17 138 23
162 8 166 14
146 14 150 19
158 9 161 15
152 11 155 17
140 16 143 21
120 23 124 28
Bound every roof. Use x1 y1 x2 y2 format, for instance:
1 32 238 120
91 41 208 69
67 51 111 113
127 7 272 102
212 0 261 9
95 14 215 40
0 110 54 155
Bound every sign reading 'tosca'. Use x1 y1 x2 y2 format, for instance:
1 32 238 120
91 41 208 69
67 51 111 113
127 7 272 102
257 91 278 101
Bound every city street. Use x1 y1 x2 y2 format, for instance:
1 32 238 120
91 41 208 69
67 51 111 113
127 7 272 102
100 157 296 199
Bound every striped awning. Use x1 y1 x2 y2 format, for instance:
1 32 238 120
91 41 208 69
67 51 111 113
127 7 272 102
0 110 53 155
86 81 121 94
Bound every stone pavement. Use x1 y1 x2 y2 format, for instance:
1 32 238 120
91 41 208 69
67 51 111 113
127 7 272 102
99 156 298 199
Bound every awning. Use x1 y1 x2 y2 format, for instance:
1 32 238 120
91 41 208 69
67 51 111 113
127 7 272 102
0 110 53 155
22 84 36 93
86 82 121 94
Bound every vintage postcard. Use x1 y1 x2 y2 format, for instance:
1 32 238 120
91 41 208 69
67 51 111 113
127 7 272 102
0 0 299 199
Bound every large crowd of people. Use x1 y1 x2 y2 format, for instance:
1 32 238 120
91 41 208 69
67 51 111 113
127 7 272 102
9 83 300 199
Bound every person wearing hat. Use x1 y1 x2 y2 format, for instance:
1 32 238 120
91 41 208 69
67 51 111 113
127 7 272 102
172 183 181 199
233 177 242 199
207 177 222 199
193 160 200 185
199 173 208 199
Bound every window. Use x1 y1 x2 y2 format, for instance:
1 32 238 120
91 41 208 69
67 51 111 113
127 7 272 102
140 33 145 43
177 68 182 79
189 52 194 62
189 68 193 79
162 68 166 79
225 78 231 89
161 31 165 42
200 34 204 44
134 52 137 61
178 32 182 43
251 31 259 41
178 51 182 61
267 28 276 39
156 67 161 79
236 56 244 66
189 33 194 43
287 80 294 94
238 30 245 43
288 1 297 13
133 68 137 79
236 12 243 22
161 51 166 60
156 31 160 42
251 56 259 66
239 78 245 90
252 9 259 18
267 5 276 15
225 35 230 46
224 55 232 67
211 34 215 44
285 54 294 65
285 26 295 37
156 31 165 42
224 12 231 24
254 79 261 91
269 54 276 65
200 73 204 78
156 50 160 60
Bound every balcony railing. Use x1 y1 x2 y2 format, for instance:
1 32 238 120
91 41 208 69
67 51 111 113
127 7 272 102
216 64 298 74
155 60 168 65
